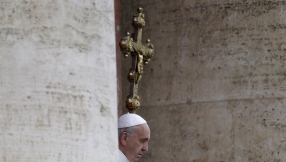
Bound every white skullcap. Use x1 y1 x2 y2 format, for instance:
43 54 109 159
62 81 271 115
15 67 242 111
118 113 147 128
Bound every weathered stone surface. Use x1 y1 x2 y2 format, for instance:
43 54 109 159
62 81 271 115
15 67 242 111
0 0 117 162
140 98 286 161
120 0 286 161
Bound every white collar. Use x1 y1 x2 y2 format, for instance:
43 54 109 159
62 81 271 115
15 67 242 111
118 149 130 162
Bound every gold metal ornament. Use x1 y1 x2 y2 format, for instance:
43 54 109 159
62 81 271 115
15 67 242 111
119 7 154 113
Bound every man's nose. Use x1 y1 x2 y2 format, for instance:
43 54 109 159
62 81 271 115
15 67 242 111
142 143 148 152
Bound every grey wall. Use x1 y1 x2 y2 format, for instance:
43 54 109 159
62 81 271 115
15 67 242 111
120 0 286 161
0 1 118 162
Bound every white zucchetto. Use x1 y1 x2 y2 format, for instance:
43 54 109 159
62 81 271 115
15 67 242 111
118 113 147 128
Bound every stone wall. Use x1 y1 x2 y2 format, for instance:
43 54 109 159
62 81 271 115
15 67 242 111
0 1 117 162
120 0 286 161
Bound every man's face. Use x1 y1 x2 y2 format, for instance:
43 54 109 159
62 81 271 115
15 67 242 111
125 124 150 162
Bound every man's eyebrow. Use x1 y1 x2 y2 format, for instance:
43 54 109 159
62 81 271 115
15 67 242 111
140 138 149 141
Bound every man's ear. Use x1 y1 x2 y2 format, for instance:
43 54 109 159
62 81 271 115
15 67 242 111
119 132 128 146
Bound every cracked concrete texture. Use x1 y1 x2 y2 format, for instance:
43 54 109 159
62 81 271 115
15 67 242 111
120 0 286 161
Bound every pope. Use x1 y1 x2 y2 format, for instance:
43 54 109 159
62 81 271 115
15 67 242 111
118 113 151 162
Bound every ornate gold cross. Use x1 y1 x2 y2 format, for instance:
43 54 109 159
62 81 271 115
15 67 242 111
119 7 154 113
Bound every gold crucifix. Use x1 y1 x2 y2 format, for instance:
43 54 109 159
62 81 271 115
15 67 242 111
119 7 154 113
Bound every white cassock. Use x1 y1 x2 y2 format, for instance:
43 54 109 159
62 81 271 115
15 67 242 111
118 149 129 162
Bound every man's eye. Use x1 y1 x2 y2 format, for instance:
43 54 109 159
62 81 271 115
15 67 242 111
140 139 147 143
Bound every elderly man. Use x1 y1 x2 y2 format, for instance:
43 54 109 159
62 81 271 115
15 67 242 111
118 113 151 162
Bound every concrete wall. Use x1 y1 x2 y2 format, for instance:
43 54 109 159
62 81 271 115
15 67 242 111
0 0 117 162
120 0 286 161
